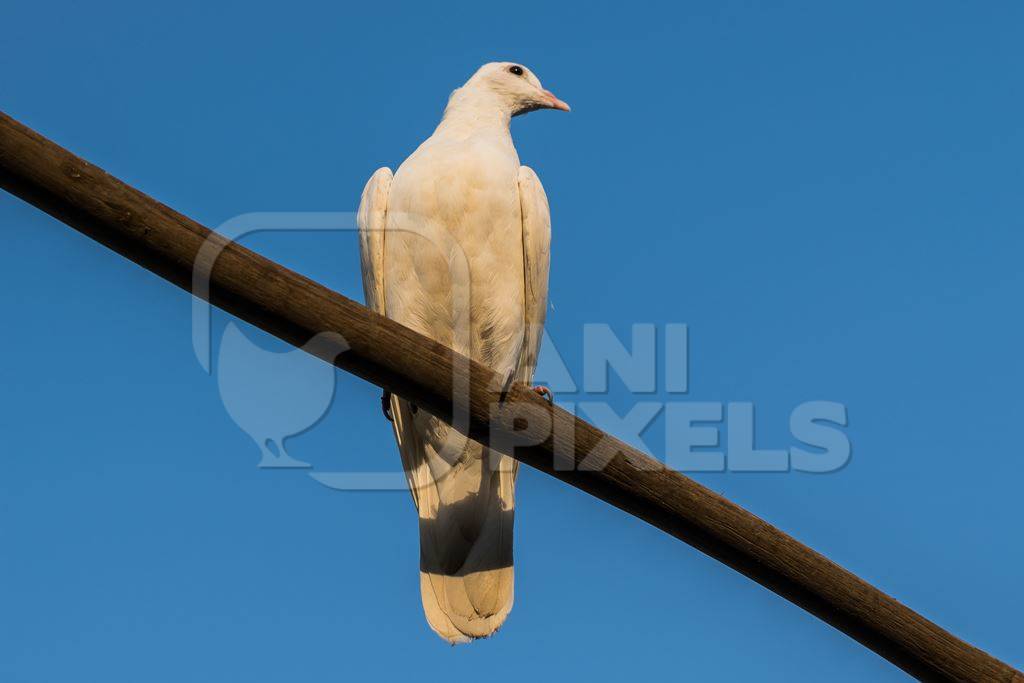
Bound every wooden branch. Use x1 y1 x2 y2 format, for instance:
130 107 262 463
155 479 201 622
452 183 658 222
0 110 1018 682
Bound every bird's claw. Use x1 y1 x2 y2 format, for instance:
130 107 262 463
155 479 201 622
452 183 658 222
532 385 553 404
382 390 394 422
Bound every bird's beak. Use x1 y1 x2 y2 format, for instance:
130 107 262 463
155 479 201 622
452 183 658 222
542 89 571 112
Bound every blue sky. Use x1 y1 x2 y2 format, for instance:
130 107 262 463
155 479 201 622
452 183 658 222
2 1 1022 680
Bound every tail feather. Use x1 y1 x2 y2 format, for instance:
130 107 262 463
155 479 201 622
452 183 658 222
421 567 514 643
391 396 516 643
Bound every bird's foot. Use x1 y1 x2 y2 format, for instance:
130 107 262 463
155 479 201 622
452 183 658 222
382 391 394 422
532 385 553 404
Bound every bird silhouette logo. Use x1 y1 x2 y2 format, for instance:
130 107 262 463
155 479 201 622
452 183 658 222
215 322 348 468
189 211 356 469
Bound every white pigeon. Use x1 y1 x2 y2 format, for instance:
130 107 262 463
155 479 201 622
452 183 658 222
357 62 568 643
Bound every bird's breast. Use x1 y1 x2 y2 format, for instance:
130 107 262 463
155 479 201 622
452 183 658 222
384 136 526 372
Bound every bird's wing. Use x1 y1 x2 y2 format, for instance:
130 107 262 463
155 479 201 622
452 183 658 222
357 167 393 315
516 166 552 383
357 167 427 509
357 166 435 515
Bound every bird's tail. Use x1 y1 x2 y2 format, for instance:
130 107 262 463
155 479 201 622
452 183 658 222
419 555 515 644
391 397 516 643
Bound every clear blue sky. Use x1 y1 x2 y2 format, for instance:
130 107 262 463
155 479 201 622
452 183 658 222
2 1 1022 680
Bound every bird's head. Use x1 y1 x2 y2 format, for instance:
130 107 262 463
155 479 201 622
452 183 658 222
458 62 570 117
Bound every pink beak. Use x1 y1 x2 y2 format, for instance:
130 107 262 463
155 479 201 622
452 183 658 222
542 89 571 112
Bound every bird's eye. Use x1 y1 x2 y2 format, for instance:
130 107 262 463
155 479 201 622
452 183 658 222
508 65 524 76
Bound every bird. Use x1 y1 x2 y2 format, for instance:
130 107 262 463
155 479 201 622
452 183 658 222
357 62 567 643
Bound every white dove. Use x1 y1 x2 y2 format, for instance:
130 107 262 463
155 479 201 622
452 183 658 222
357 62 567 643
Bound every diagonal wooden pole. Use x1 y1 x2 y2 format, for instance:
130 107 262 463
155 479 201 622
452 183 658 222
0 110 1018 682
